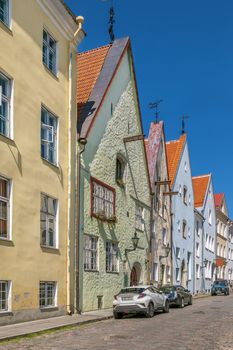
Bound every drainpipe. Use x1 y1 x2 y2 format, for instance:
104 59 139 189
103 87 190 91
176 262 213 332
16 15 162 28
67 16 85 315
76 138 87 313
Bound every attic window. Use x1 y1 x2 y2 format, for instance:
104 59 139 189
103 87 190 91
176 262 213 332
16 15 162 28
183 186 187 205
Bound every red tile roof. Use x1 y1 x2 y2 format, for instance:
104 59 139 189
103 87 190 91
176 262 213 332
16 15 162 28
166 134 186 187
214 193 224 208
192 175 210 208
77 45 111 117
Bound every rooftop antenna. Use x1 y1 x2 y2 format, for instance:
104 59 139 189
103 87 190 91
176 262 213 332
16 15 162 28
181 115 190 134
149 99 163 123
101 0 115 43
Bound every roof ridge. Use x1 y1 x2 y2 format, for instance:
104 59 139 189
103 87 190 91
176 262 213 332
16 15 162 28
78 43 112 56
192 174 211 179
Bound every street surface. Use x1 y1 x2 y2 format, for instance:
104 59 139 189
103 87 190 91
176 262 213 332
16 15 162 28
1 294 233 350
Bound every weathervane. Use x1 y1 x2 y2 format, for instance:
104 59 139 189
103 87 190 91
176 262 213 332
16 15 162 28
181 115 190 134
101 0 115 43
149 99 163 123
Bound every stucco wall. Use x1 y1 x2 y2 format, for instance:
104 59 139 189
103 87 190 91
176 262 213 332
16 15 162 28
79 55 151 311
0 0 77 324
172 142 195 293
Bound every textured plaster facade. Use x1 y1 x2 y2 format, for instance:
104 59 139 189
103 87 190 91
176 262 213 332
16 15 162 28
78 49 151 312
171 141 195 293
0 0 80 325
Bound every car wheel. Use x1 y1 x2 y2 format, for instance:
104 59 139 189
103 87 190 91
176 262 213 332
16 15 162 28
188 296 193 305
163 300 170 313
178 297 184 308
114 312 123 319
145 302 154 318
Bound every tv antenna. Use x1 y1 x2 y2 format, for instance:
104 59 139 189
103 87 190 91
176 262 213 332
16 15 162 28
149 99 163 123
101 0 115 43
181 115 190 134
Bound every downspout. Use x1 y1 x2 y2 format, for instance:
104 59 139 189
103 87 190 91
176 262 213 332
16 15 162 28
76 138 86 313
67 16 85 315
149 191 154 284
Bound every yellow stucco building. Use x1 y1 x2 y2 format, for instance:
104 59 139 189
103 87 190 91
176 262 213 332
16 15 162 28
0 0 84 325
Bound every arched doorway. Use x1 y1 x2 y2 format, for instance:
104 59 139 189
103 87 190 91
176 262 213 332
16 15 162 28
130 262 142 286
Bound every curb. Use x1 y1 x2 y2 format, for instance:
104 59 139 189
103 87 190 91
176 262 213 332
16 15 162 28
0 315 113 343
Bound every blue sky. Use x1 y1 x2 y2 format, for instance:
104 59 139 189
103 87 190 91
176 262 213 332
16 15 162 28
67 0 233 217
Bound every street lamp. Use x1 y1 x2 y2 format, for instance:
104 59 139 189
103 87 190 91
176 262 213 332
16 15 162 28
125 231 143 256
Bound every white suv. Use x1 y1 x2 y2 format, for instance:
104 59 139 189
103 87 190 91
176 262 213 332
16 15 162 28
113 285 169 319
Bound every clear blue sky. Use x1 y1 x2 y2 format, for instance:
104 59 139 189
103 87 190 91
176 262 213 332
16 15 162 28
67 0 233 217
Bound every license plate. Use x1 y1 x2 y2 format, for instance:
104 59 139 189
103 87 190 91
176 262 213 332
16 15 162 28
122 297 132 301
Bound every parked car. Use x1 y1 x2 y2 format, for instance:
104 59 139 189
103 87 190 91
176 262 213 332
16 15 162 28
211 280 230 296
159 285 192 308
113 285 169 319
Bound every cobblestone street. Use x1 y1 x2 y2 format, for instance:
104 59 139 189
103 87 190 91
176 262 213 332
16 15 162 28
1 295 233 350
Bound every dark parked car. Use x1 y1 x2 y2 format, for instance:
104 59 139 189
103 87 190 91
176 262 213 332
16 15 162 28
211 280 229 296
160 285 192 308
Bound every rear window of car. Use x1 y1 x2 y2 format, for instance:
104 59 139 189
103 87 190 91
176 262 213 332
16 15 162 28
214 281 226 286
120 288 145 294
160 286 176 293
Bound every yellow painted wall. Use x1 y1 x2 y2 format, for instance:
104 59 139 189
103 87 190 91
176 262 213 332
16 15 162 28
0 0 77 323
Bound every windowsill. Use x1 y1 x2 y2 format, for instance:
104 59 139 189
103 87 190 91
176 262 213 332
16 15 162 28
40 306 58 312
92 213 117 224
0 238 14 246
42 158 59 171
106 271 119 275
41 245 60 254
0 133 15 145
0 20 13 36
84 269 99 273
43 64 59 81
0 311 13 317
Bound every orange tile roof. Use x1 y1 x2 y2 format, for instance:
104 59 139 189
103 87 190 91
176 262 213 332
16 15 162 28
192 175 210 208
166 134 186 187
214 193 224 208
77 45 111 116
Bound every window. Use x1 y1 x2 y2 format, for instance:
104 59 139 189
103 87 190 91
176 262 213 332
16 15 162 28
153 263 158 282
166 266 171 283
0 0 9 26
162 228 167 246
196 221 200 236
0 280 10 311
41 107 57 164
196 264 200 279
183 186 187 205
40 194 58 248
0 177 10 239
39 281 56 308
182 220 187 239
205 234 208 249
208 209 212 225
106 241 118 272
196 242 200 257
116 155 126 185
84 235 98 271
91 178 115 220
176 268 180 282
176 247 180 259
0 72 12 138
187 252 192 280
135 204 144 231
43 30 57 75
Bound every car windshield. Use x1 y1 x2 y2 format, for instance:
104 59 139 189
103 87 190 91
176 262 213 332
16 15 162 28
160 286 176 293
119 288 145 294
214 281 226 286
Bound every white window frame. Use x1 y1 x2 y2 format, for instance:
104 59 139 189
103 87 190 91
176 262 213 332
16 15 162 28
39 281 57 309
106 241 119 273
176 268 180 282
196 264 200 279
176 247 180 259
153 263 158 282
0 280 11 312
84 234 98 271
208 209 212 225
182 220 187 239
41 106 58 165
0 71 13 139
135 204 144 231
91 178 115 220
0 176 12 240
40 193 58 248
196 242 200 257
42 29 58 75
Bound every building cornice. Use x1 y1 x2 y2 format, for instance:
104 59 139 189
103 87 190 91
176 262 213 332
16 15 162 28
36 0 81 44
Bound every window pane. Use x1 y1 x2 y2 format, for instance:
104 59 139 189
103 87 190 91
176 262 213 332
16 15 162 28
40 195 57 247
0 0 9 25
0 281 8 311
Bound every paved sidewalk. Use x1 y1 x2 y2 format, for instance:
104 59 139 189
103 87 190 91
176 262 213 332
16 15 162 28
0 309 113 342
